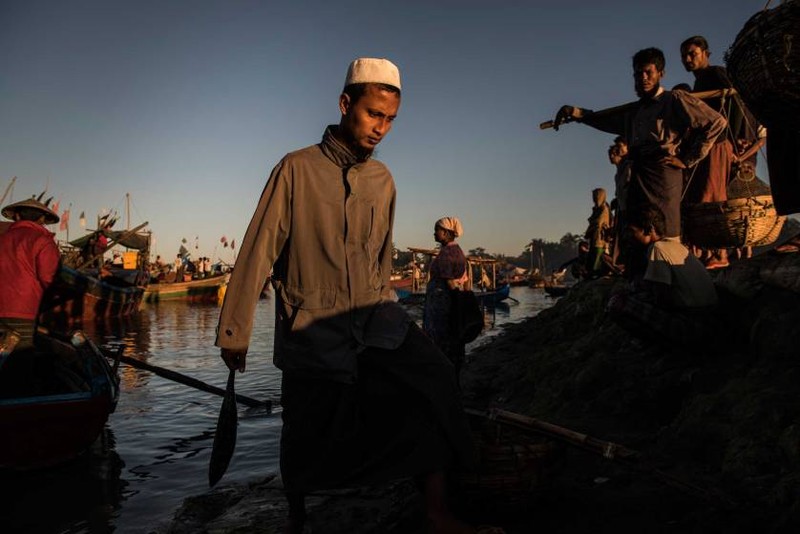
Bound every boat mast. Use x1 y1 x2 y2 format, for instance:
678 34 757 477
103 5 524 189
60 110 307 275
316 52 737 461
126 192 130 230
0 176 17 206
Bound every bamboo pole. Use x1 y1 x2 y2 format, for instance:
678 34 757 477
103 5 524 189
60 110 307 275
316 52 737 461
469 407 738 509
0 176 16 206
539 88 739 130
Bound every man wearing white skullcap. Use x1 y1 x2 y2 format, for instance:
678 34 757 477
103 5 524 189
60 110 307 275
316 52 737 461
216 58 474 532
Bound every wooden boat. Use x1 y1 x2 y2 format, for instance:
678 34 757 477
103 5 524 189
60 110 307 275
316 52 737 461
42 209 152 327
0 331 119 470
144 273 230 303
389 275 414 291
39 266 145 329
475 283 511 305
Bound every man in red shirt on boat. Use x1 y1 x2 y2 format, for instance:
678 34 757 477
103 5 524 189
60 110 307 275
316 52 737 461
0 197 60 391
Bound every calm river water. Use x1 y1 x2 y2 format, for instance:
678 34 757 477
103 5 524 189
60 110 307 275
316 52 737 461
2 286 554 534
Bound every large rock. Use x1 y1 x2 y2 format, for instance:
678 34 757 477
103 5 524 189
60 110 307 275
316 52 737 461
462 252 800 530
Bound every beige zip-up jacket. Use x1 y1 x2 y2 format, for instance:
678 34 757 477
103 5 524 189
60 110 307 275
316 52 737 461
215 126 409 383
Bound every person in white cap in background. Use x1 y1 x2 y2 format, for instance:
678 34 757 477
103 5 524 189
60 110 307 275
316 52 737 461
215 58 476 533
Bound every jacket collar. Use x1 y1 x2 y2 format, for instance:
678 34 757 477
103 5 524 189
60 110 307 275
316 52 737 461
319 125 370 168
10 220 54 236
640 85 666 105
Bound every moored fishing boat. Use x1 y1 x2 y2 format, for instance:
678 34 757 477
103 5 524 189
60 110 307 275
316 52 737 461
475 282 511 305
144 272 230 304
0 330 119 470
39 265 146 328
42 211 152 327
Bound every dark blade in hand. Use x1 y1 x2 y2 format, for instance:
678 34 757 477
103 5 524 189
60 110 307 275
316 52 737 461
208 369 238 487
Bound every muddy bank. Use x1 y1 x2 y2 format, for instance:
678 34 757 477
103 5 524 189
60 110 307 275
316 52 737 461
162 252 800 533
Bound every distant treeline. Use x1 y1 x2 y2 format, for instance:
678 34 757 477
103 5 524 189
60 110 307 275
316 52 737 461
392 216 800 275
392 232 587 275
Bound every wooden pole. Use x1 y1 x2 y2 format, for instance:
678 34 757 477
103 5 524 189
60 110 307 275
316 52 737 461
539 88 739 130
473 407 737 508
0 176 16 206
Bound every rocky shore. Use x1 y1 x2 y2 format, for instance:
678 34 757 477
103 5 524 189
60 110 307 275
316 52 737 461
162 251 800 533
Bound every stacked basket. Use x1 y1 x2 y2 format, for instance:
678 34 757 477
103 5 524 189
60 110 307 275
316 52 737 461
725 0 800 130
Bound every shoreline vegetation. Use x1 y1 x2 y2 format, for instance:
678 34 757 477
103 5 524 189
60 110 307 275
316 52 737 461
162 250 800 533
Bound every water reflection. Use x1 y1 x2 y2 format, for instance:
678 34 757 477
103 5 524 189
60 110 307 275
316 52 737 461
0 428 125 534
3 288 551 533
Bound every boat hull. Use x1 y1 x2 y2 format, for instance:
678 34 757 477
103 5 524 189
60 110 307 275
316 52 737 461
40 266 144 328
0 394 115 469
0 334 119 470
475 283 511 305
143 273 229 303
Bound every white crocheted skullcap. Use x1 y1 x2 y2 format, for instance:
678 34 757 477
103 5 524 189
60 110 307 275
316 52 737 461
344 58 401 90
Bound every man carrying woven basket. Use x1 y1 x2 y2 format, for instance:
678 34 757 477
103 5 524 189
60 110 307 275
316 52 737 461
552 47 726 280
680 35 767 269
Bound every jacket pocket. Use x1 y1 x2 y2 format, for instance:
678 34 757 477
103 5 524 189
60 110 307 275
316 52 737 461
280 285 336 310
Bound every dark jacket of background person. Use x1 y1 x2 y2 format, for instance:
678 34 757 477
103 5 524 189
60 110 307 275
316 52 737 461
581 89 725 237
423 241 468 354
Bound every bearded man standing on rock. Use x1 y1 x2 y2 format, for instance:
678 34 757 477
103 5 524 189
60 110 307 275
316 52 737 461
214 58 476 533
553 47 726 278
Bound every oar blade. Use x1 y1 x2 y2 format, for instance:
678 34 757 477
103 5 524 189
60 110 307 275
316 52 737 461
208 369 238 487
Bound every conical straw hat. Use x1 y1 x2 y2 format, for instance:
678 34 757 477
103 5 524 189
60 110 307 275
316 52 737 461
2 197 60 224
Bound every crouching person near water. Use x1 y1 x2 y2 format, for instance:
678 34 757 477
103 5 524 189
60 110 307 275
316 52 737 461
215 58 476 533
606 204 719 345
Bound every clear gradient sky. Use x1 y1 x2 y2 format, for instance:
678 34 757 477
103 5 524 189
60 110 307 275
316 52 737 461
0 0 776 262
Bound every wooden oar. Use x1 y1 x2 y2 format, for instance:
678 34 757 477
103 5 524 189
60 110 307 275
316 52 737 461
209 368 238 487
111 351 270 409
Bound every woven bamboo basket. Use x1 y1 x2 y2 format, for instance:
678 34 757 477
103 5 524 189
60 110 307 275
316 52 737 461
683 195 785 248
751 214 787 247
725 0 800 130
459 411 562 509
